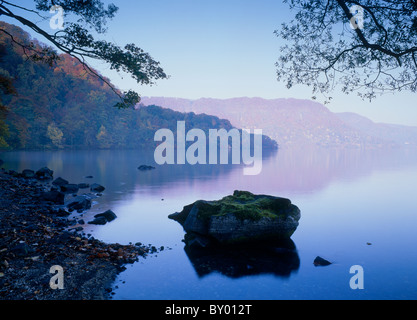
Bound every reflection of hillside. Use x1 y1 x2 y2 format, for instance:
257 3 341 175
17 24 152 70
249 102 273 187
255 146 417 194
0 148 277 195
184 239 300 279
179 146 417 197
3 146 416 199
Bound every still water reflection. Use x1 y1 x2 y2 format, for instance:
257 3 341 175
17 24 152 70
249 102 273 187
1 146 417 299
184 239 300 279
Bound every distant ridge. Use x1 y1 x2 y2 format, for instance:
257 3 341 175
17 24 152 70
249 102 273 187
141 97 416 148
336 112 417 147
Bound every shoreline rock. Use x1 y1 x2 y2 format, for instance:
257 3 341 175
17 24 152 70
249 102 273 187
41 190 65 205
22 169 35 179
67 195 92 213
53 177 69 187
169 190 301 246
35 167 54 180
90 183 105 193
60 184 80 194
89 210 117 225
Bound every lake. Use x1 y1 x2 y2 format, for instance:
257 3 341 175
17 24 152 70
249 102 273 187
1 146 417 300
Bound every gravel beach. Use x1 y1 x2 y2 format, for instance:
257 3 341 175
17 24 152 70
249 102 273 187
0 168 152 300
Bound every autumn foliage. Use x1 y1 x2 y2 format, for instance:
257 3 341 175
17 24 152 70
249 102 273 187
0 23 234 150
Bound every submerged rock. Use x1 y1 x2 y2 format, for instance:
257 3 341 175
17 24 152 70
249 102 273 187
313 256 332 267
88 216 108 225
169 190 301 246
90 183 105 193
138 165 156 171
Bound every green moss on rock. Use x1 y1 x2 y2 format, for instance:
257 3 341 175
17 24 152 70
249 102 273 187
194 190 294 222
169 191 301 245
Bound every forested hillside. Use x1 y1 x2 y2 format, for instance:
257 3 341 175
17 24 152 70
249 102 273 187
0 22 276 151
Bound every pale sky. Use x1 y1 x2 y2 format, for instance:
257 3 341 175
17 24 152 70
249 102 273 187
3 0 417 126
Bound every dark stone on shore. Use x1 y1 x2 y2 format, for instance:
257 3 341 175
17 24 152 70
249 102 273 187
35 167 53 180
313 256 332 267
94 210 117 222
88 216 108 225
138 165 156 171
169 190 301 246
78 183 90 189
60 184 79 194
22 169 35 179
88 210 117 225
90 183 105 193
85 176 94 179
49 207 71 217
8 169 17 176
41 190 65 205
67 196 92 212
53 177 69 186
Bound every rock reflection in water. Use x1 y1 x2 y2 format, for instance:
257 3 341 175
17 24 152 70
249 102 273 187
183 238 300 279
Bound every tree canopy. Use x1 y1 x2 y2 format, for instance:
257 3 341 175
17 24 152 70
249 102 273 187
275 0 417 102
0 0 168 108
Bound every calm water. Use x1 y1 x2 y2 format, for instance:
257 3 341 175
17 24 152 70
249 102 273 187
2 146 417 300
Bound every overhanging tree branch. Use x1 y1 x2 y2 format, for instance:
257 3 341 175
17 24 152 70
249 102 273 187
276 0 417 102
336 0 412 66
0 1 168 108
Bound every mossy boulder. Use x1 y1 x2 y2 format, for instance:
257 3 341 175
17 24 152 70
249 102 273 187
169 191 301 245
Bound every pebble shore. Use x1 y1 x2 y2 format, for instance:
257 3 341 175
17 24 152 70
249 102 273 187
0 169 153 300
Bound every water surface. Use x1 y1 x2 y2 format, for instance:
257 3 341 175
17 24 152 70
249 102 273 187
2 146 417 300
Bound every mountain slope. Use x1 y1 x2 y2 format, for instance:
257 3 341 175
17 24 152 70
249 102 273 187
336 112 417 146
0 22 276 151
141 97 391 148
